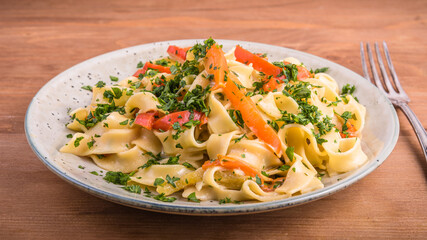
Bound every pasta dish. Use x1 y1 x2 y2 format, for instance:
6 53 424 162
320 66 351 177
61 38 367 203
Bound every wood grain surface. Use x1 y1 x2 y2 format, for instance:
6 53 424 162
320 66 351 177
1 0 426 239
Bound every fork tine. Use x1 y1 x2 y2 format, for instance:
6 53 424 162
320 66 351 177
382 42 409 97
360 42 371 82
374 42 397 94
366 43 387 94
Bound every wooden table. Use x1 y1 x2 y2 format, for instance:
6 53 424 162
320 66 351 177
1 0 426 238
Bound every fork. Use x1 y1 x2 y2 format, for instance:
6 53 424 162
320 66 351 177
360 42 427 162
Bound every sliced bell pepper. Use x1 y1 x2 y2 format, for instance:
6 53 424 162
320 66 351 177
133 62 171 78
234 45 282 77
222 75 282 156
134 111 157 130
152 110 207 131
204 44 228 90
296 65 311 80
167 45 191 63
202 155 259 178
204 45 282 156
234 45 285 92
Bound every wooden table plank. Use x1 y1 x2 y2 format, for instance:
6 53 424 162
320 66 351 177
1 0 426 239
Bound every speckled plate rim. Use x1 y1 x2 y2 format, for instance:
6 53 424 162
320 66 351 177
25 39 399 215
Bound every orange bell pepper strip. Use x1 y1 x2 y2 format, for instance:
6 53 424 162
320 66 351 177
202 155 260 178
152 111 207 131
167 45 191 63
204 44 282 156
133 62 171 78
234 45 285 92
234 45 282 77
204 44 228 90
296 65 311 80
340 122 358 138
134 111 158 130
223 75 282 156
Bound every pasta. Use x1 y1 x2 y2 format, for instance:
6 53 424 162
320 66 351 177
61 38 367 203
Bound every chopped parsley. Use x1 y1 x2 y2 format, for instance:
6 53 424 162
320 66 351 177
122 185 141 194
103 87 123 102
119 119 128 125
87 138 95 149
219 197 242 204
95 81 106 88
277 82 335 144
166 154 180 165
267 119 279 131
143 187 152 197
187 192 200 203
139 152 162 169
137 61 144 68
182 162 196 170
190 38 216 61
311 67 329 74
81 85 92 91
286 146 295 161
255 175 262 185
165 175 180 188
153 178 165 187
278 165 291 171
109 76 119 82
153 193 176 202
228 109 245 128
341 84 359 102
233 134 248 143
74 136 84 147
81 105 124 129
103 171 130 185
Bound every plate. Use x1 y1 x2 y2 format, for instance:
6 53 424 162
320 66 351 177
25 39 399 215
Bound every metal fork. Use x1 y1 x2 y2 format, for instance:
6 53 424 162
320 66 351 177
360 42 427 162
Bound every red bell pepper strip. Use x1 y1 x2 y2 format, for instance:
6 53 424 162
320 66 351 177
152 111 207 131
133 62 171 78
167 45 191 63
134 111 157 130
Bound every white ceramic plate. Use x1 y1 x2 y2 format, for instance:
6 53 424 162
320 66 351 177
25 39 399 215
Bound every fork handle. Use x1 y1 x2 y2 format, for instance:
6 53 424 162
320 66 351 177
396 102 427 161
